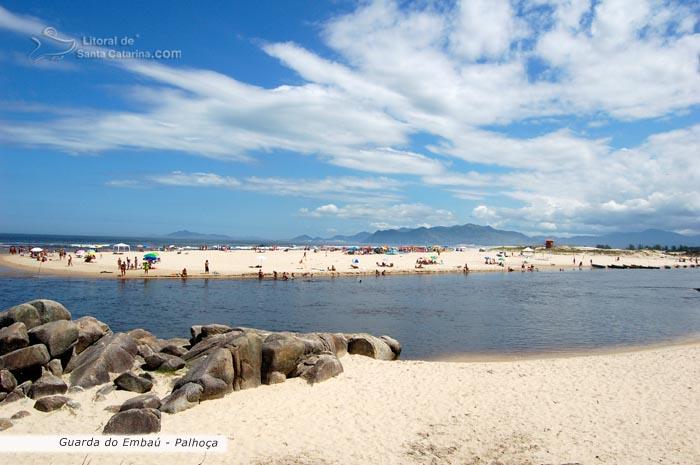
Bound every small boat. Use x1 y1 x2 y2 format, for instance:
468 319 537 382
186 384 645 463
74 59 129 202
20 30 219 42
591 263 607 269
608 264 627 269
664 265 672 269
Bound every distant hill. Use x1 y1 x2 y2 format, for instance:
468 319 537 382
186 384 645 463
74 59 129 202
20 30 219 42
558 229 700 249
165 230 233 240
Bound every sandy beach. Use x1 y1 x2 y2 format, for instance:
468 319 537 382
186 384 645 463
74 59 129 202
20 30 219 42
0 343 698 465
1 246 694 279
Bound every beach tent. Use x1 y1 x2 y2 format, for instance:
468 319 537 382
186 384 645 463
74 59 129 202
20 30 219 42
112 243 131 254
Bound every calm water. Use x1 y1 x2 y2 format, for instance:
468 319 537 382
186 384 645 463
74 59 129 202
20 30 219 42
1 269 699 359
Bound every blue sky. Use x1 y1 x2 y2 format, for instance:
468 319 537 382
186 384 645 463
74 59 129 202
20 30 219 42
1 1 699 239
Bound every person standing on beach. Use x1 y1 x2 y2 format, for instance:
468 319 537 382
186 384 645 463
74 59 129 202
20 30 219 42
144 261 149 274
68 255 73 266
205 260 209 274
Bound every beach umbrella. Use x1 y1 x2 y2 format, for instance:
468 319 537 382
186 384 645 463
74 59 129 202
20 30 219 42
86 250 96 256
498 257 505 261
143 252 159 259
30 247 43 253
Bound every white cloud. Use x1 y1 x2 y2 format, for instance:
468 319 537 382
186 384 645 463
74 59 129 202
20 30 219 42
299 202 453 229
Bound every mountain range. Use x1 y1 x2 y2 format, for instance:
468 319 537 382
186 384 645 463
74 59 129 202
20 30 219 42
290 224 700 248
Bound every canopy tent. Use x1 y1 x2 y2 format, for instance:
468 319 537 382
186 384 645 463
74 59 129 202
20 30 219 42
112 243 131 254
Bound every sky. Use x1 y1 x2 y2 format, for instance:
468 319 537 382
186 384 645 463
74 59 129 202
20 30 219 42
0 0 699 239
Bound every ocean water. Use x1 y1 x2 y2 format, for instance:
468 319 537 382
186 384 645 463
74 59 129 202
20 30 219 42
1 268 699 359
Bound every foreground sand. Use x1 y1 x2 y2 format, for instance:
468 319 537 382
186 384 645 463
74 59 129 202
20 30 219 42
1 246 692 279
1 344 699 464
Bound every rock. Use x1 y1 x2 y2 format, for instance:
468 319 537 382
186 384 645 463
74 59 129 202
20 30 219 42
46 359 63 377
267 372 286 384
28 320 79 358
0 344 51 371
120 393 162 412
317 333 348 357
10 410 30 420
0 369 17 393
295 352 344 385
0 322 29 356
0 418 13 431
66 400 81 410
380 335 402 359
347 334 396 360
261 333 307 384
160 344 187 357
27 300 71 324
34 395 70 412
93 384 115 402
102 408 161 435
189 325 203 345
114 372 153 393
160 382 202 414
137 344 155 359
74 316 111 354
28 370 68 399
0 392 6 402
184 330 242 361
65 333 138 389
173 348 233 401
0 303 41 330
143 353 186 372
67 385 85 394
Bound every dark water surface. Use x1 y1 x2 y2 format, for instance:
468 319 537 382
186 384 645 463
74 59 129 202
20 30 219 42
1 268 699 359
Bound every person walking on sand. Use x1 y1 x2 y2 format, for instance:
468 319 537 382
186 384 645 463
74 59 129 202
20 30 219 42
144 261 149 274
67 255 73 267
205 260 209 274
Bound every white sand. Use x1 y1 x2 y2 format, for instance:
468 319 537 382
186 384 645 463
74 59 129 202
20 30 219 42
1 247 692 279
1 343 699 464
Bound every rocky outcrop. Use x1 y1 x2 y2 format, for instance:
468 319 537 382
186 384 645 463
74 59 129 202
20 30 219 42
261 333 307 384
0 322 29 356
65 333 139 389
143 353 186 372
28 320 78 358
103 408 161 435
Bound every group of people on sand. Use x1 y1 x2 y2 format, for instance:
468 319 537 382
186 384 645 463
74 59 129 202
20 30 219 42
117 256 142 277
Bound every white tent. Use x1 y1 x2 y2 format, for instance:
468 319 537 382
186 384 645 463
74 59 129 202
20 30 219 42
112 243 131 254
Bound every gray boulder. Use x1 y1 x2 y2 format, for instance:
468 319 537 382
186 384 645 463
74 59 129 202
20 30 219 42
0 369 17 393
173 348 233 400
114 372 153 393
295 352 344 385
228 331 263 391
347 334 396 360
28 320 78 358
11 410 30 420
120 393 162 412
46 359 63 377
3 389 25 403
27 300 71 324
103 408 161 435
34 395 70 412
0 344 51 371
183 329 244 361
74 316 111 354
28 370 68 399
160 382 202 414
65 333 139 389
0 322 29 356
0 304 41 330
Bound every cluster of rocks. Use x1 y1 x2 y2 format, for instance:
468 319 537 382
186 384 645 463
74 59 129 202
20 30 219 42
0 299 401 434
